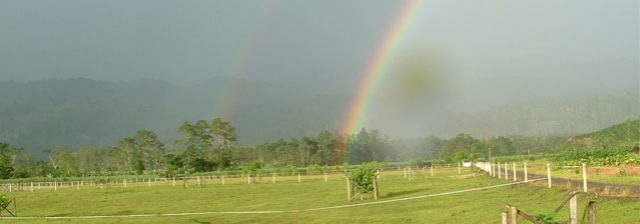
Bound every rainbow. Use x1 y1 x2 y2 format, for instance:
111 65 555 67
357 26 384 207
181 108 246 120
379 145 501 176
217 2 280 120
337 0 425 163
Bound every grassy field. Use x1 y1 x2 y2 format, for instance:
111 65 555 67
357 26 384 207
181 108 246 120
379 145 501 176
1 167 639 223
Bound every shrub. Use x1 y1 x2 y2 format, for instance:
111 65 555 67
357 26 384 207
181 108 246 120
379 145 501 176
348 163 377 194
535 213 559 224
307 164 321 173
0 194 9 209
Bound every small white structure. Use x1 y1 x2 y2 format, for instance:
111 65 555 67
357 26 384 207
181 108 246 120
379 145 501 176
461 160 472 167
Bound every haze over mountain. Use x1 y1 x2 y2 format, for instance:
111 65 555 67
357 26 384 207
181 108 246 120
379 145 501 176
0 1 638 154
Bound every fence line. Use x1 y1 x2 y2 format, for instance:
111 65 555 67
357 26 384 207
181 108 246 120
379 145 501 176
0 177 545 220
0 166 471 193
475 162 595 193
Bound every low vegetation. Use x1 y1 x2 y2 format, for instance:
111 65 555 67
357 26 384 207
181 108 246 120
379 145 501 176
551 145 640 166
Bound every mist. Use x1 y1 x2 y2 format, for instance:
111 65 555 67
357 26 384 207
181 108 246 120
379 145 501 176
0 0 638 150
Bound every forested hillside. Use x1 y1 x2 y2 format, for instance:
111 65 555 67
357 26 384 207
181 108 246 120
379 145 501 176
0 77 637 157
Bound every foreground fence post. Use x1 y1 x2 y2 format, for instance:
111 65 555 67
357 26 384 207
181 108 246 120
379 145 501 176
547 163 552 188
324 172 328 182
272 173 276 183
458 163 461 175
582 163 587 192
498 162 501 179
510 206 518 224
502 209 508 224
570 193 578 224
587 201 596 224
124 179 127 188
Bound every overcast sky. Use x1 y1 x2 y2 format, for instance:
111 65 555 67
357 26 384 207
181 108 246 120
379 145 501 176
0 0 637 86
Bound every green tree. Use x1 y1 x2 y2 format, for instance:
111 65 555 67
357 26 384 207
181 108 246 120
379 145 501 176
117 130 165 174
0 142 20 179
438 134 480 162
174 118 238 171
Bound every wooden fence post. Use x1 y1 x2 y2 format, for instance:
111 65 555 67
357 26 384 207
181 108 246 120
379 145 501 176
458 163 461 175
587 201 596 224
502 208 508 224
582 163 587 192
172 177 175 187
373 172 379 200
124 179 127 188
524 162 528 183
498 162 501 179
510 206 518 224
346 177 352 202
569 193 578 224
547 163 552 188
505 163 509 180
272 173 276 183
324 172 328 182
148 178 151 187
491 163 495 177
513 162 516 181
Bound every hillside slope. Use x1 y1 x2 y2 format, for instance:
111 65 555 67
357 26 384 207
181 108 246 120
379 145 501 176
0 78 637 157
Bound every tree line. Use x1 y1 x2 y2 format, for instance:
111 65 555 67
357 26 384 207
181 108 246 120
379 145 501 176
0 117 567 179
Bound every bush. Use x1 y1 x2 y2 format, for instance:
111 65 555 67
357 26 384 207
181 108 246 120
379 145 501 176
307 164 321 173
348 163 377 193
0 194 9 209
241 161 262 175
341 163 350 172
535 213 559 224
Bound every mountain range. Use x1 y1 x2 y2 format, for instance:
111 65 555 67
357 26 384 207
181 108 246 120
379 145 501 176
0 74 637 157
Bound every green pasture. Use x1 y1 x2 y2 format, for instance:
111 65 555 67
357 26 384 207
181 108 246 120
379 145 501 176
1 167 639 223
